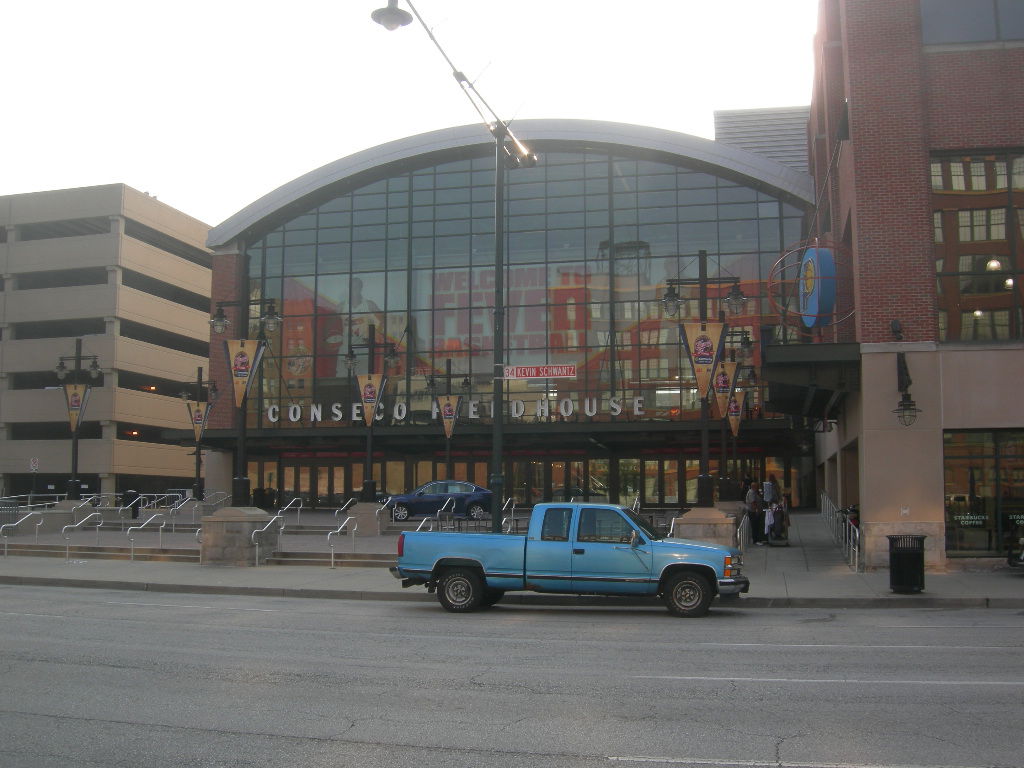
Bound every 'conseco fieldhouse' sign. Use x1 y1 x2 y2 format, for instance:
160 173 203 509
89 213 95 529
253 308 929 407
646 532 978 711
503 365 577 379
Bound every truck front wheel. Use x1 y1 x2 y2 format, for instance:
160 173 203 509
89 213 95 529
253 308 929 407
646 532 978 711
663 572 713 617
437 568 484 612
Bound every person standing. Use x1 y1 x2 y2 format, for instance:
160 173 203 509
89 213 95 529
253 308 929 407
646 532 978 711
745 481 765 545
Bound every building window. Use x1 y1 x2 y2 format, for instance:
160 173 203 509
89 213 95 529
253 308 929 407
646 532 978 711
933 152 1023 341
958 208 1006 242
921 0 1024 44
944 430 1024 557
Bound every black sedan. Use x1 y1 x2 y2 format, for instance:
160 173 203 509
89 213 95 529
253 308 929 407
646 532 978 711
388 481 492 521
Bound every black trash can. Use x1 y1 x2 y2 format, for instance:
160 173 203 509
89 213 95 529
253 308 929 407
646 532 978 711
887 535 926 593
123 489 141 519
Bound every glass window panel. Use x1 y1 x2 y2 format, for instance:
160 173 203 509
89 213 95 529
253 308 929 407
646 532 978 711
719 220 759 252
282 245 316 276
508 231 546 262
352 224 386 241
547 229 586 260
678 205 718 222
999 0 1024 39
319 211 350 228
679 221 719 253
922 0 997 43
719 203 759 220
547 195 585 213
549 212 585 229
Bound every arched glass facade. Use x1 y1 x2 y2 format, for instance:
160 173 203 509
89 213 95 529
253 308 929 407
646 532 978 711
219 130 811 507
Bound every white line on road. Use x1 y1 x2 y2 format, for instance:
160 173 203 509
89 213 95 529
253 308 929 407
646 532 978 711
633 675 1024 686
100 601 280 612
608 757 990 768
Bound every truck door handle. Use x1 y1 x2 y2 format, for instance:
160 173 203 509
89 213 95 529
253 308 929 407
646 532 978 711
573 548 585 555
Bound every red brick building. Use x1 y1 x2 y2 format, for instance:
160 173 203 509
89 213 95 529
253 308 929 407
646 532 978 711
806 0 1024 566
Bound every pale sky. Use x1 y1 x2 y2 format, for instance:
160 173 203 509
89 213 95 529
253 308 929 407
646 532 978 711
3 0 820 227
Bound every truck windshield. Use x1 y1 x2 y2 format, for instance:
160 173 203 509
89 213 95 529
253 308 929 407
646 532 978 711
623 508 662 540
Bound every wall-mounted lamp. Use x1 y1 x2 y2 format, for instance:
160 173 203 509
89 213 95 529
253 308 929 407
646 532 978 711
894 352 920 427
893 392 921 427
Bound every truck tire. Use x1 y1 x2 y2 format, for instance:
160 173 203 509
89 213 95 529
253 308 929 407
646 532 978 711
663 572 713 617
467 503 487 520
437 568 484 612
393 504 411 521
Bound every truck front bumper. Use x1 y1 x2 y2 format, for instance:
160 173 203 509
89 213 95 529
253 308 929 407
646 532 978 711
718 577 750 595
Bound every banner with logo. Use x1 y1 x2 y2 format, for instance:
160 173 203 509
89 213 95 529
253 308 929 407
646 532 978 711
357 373 386 427
437 394 461 439
187 401 214 442
728 390 746 436
226 339 266 408
682 322 724 398
64 384 91 432
713 361 739 419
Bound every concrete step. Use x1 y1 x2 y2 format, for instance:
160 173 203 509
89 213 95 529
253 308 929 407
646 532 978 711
3 543 200 563
266 550 396 568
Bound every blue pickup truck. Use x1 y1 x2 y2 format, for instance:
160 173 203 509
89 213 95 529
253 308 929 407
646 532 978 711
390 502 749 617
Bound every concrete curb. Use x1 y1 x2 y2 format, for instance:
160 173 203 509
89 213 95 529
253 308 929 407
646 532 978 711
3 575 1022 609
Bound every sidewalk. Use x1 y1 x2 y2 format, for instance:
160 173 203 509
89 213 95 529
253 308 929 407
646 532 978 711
0 511 1021 608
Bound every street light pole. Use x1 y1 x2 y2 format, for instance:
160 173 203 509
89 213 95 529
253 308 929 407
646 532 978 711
55 337 100 501
210 299 280 507
490 122 507 527
662 249 747 507
345 323 396 501
181 366 217 502
371 0 536 532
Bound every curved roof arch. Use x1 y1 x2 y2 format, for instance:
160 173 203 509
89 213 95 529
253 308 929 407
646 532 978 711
208 118 814 249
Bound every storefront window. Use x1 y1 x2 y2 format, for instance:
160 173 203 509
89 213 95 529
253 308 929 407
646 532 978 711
944 430 1023 556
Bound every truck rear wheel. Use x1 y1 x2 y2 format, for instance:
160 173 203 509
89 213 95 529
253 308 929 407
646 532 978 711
437 568 484 612
663 572 713 617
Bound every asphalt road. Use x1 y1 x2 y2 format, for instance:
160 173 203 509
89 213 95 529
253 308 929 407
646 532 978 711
1 585 1022 768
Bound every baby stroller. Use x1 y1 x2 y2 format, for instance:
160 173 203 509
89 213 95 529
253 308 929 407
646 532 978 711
765 502 790 546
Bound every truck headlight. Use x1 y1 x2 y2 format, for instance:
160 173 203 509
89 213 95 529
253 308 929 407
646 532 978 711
723 555 742 579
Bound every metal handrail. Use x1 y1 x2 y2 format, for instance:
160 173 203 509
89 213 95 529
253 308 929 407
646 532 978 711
1 511 44 555
167 498 193 532
61 512 104 562
415 517 435 531
205 491 230 508
251 515 284 566
820 492 861 571
126 513 166 561
195 528 203 564
736 514 751 550
327 516 358 568
374 497 392 535
278 497 303 524
334 497 358 519
435 497 456 529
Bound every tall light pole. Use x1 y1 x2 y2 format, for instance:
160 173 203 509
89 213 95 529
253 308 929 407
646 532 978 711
180 367 218 501
426 358 472 479
210 299 281 506
55 338 101 501
371 0 537 532
344 324 396 501
662 250 747 507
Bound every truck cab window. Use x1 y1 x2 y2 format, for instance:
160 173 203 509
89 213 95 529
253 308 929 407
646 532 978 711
541 507 573 541
579 507 633 543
